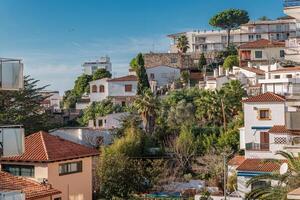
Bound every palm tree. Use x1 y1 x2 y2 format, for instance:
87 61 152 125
246 151 300 200
176 35 190 71
133 89 160 134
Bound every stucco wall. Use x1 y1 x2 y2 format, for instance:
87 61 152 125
146 66 180 87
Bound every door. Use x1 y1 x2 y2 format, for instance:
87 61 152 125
260 132 269 150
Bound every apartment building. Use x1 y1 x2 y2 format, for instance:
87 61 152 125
82 56 112 75
284 0 300 62
233 91 300 197
0 131 99 200
168 18 296 54
239 39 286 67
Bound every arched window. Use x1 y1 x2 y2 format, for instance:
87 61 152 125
92 85 97 93
99 85 105 93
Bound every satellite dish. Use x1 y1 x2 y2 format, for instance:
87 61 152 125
280 163 288 175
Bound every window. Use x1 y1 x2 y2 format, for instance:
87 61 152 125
248 35 254 41
99 85 105 93
98 119 103 127
125 84 132 92
274 75 281 79
59 161 82 176
258 109 271 120
121 101 126 107
91 85 97 93
170 58 177 63
287 74 293 78
150 73 155 80
54 198 61 200
251 181 269 191
255 51 263 59
280 50 285 58
2 164 34 177
256 34 262 40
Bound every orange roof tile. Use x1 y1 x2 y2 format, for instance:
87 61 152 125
228 155 245 166
0 171 61 200
241 92 285 103
239 66 265 75
270 66 300 73
239 39 285 49
236 159 282 172
268 125 290 134
108 75 137 82
0 131 99 163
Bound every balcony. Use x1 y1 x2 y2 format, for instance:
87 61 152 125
246 142 270 151
284 0 300 7
0 58 24 90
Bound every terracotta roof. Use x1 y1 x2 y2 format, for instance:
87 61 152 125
241 92 285 103
268 125 290 134
270 66 300 73
239 66 265 75
107 75 137 82
288 187 300 196
146 65 179 69
236 159 282 172
228 155 245 166
239 39 285 49
0 171 61 200
0 131 99 163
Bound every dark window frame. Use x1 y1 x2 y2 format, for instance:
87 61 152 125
125 84 132 92
255 51 263 59
2 164 34 177
59 161 82 176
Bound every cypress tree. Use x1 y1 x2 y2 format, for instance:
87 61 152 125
136 53 150 94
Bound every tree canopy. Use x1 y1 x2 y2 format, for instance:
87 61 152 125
223 55 239 70
92 68 112 80
135 53 150 95
176 35 189 53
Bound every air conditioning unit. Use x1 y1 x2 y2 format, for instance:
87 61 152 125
0 126 25 157
0 58 24 90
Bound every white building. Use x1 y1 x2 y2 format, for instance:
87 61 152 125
260 66 300 96
236 92 300 197
168 19 297 54
89 75 137 106
40 90 61 113
88 112 128 130
284 0 300 62
82 56 112 75
146 65 180 88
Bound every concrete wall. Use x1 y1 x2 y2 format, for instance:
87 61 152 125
146 66 180 88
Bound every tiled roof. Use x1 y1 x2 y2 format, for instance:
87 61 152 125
239 66 265 75
236 159 282 172
146 65 179 69
0 171 61 200
239 39 285 49
241 92 285 103
107 75 137 82
0 131 99 163
228 155 245 166
270 66 300 73
268 125 290 134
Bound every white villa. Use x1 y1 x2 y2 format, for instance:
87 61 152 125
82 56 112 75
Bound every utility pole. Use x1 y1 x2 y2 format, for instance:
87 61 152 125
223 154 227 200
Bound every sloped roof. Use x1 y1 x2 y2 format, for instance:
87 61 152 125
236 159 282 172
241 92 285 103
228 155 245 166
0 171 61 200
270 66 300 73
239 39 285 49
107 75 137 82
239 66 265 75
0 131 99 163
268 125 290 134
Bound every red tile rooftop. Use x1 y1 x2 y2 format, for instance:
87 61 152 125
239 66 265 75
0 171 61 200
0 131 99 163
239 39 285 49
228 155 245 166
107 75 137 82
236 159 283 172
270 66 300 73
241 92 285 103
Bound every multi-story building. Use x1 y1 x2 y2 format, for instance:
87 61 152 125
82 56 112 75
238 39 286 67
284 0 300 62
168 18 296 54
0 131 99 200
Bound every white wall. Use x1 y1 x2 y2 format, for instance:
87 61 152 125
146 66 180 88
108 81 137 97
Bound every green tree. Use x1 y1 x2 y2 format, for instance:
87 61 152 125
73 74 92 96
92 68 112 80
0 76 60 135
130 57 138 72
209 9 249 46
246 151 300 200
198 53 207 72
223 55 239 70
134 89 159 134
258 16 271 21
176 35 190 53
181 71 190 87
135 53 150 95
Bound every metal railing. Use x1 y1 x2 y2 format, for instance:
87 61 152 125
284 0 300 7
246 142 270 151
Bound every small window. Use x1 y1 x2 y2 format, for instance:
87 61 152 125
248 35 254 41
280 50 285 58
99 85 105 93
255 51 263 59
170 58 177 63
98 119 103 127
92 85 97 93
150 73 155 80
125 84 132 92
258 109 271 120
121 101 126 107
274 75 281 79
54 198 62 200
2 165 34 177
59 161 82 176
286 74 293 78
256 34 261 40
251 181 269 191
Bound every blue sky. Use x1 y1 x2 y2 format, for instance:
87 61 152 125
0 0 285 94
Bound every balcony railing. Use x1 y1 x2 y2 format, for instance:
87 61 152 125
246 142 270 151
284 0 300 7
